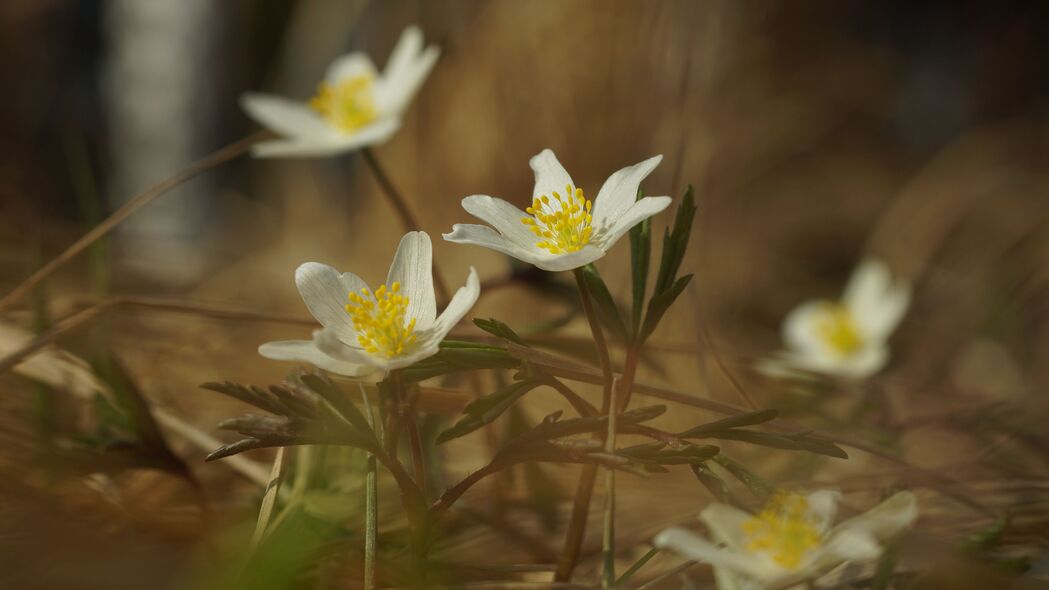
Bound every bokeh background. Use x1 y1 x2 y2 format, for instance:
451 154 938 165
2 1 1048 588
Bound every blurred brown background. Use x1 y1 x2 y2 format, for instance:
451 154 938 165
1 1 1048 588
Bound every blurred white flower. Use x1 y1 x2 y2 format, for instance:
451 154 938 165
655 490 918 590
443 149 670 272
260 232 478 377
769 259 911 379
241 26 439 158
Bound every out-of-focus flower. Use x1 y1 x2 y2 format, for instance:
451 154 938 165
241 26 439 158
443 149 670 272
767 259 911 379
655 490 918 590
260 232 478 377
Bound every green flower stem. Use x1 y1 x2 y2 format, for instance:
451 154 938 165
360 147 450 304
602 376 620 588
556 268 617 582
615 546 659 587
360 384 380 590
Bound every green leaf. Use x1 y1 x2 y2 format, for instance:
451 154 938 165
653 185 696 296
402 341 519 382
699 430 848 459
640 274 693 342
436 379 541 444
689 463 736 504
713 454 776 501
299 373 373 435
677 410 780 438
630 189 651 337
473 318 526 345
581 264 628 342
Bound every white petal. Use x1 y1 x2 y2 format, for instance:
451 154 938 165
443 223 538 262
654 528 782 583
386 232 437 327
590 154 663 228
844 259 910 341
383 26 423 87
250 117 402 158
529 149 576 202
295 262 367 343
429 267 481 338
461 195 537 248
865 284 911 342
325 52 379 85
240 93 335 138
528 245 605 272
383 44 439 115
805 490 842 534
843 259 890 313
378 341 441 372
596 196 672 251
258 336 375 378
783 300 836 358
830 491 918 544
699 503 754 554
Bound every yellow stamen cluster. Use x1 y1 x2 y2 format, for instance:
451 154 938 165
309 74 378 134
818 303 863 357
520 184 594 254
344 282 418 358
741 493 823 570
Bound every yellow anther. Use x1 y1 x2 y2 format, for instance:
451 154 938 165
309 74 378 134
740 493 823 570
344 282 419 358
818 304 863 357
519 185 595 254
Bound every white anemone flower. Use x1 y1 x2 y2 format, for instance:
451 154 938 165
443 149 671 272
655 490 918 590
241 26 439 158
259 232 479 378
773 259 911 379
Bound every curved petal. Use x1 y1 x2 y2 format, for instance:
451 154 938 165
829 491 918 543
805 490 842 534
844 259 910 341
383 44 439 115
240 93 335 139
383 26 423 86
654 527 783 583
839 344 889 378
386 232 437 328
590 154 663 228
461 195 537 248
596 195 672 251
325 52 379 85
258 336 375 377
864 284 911 342
296 262 367 343
428 267 481 338
783 300 836 358
529 149 576 202
699 503 754 554
377 341 441 372
529 245 605 272
250 117 402 158
443 223 539 262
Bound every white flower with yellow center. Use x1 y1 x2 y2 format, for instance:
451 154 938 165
443 149 671 272
259 232 479 377
241 26 439 158
775 259 911 379
655 490 918 590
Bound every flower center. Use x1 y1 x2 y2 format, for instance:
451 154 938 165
817 304 863 357
520 185 594 254
309 74 378 134
344 282 418 358
741 493 823 570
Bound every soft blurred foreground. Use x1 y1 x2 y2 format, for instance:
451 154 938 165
1 2 1049 589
